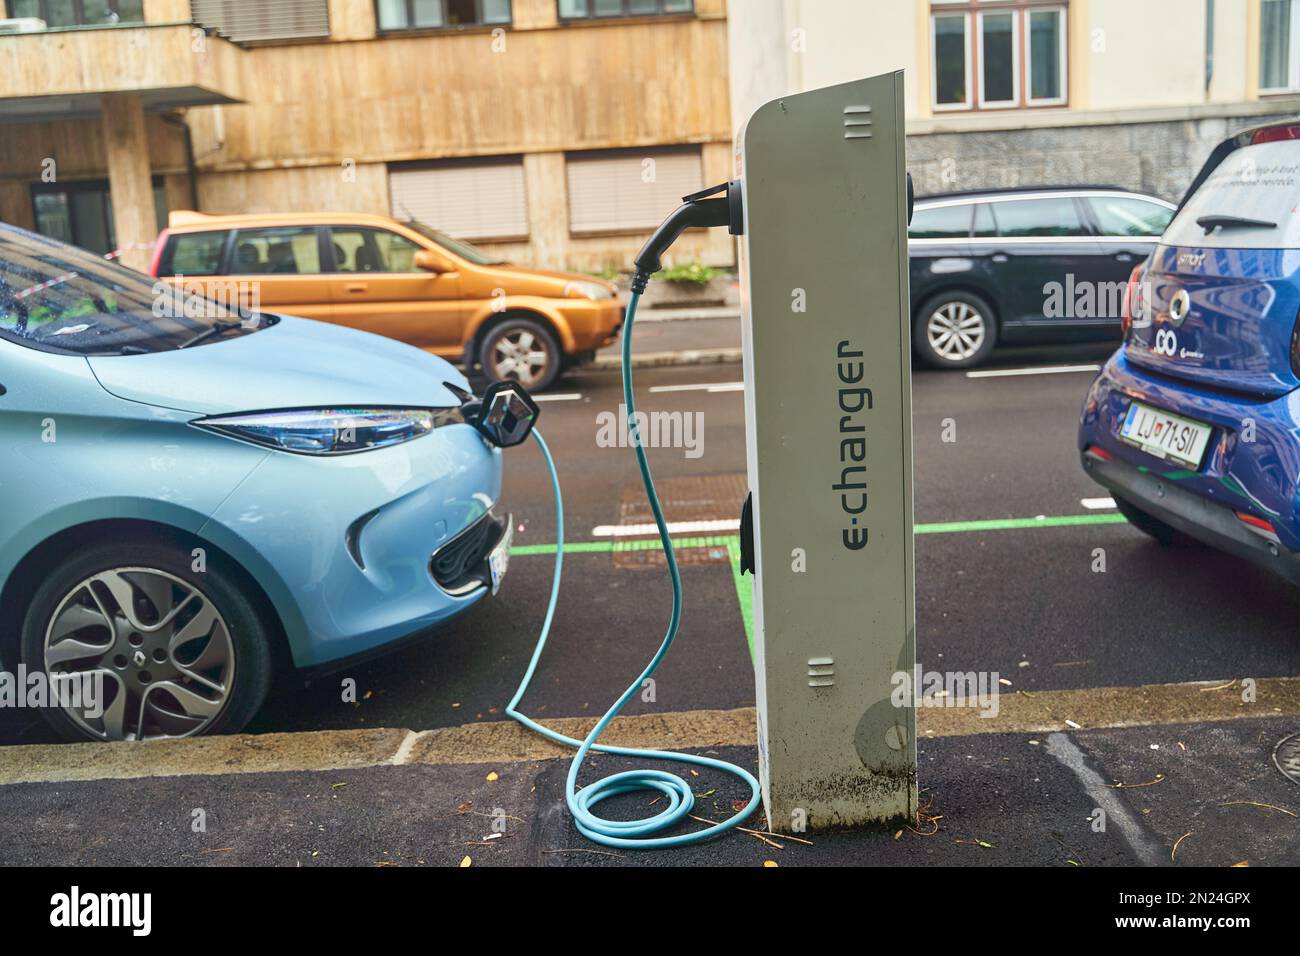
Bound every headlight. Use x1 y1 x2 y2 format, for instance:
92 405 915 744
194 407 460 455
564 280 614 301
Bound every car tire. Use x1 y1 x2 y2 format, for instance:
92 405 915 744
1114 496 1179 547
20 539 273 742
914 291 998 369
478 316 561 391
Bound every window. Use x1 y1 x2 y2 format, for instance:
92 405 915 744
1163 139 1300 250
161 231 229 276
930 1 1067 111
30 179 166 256
558 0 692 20
7 0 143 28
389 158 528 241
1261 0 1300 92
228 227 321 274
987 197 1083 237
190 0 330 43
327 228 422 273
566 146 702 235
1086 196 1173 238
908 203 972 239
376 0 511 30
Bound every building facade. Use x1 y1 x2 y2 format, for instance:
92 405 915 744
0 0 734 272
730 0 1300 202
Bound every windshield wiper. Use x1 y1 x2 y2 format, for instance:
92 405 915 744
1196 214 1277 233
177 319 246 350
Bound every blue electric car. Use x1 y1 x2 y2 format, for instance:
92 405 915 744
0 224 512 742
1080 119 1300 579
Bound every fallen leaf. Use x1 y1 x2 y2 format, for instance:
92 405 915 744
460 856 472 867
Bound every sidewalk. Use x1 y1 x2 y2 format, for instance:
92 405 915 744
2 683 1296 866
596 311 741 370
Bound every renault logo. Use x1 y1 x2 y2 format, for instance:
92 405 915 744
1168 288 1191 326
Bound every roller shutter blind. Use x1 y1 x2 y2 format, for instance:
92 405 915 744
191 0 331 43
389 159 529 241
566 147 703 234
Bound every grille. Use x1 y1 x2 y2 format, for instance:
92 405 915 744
430 513 503 594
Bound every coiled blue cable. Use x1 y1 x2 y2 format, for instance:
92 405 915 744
505 290 761 848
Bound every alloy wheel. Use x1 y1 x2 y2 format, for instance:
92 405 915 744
42 567 235 741
926 301 987 362
489 328 551 387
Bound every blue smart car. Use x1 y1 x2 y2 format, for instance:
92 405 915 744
0 225 512 741
1080 119 1300 580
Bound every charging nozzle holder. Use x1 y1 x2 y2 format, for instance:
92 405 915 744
631 179 744 293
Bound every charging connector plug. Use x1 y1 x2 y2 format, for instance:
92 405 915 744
631 180 744 293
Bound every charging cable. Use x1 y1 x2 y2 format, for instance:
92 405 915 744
505 283 762 848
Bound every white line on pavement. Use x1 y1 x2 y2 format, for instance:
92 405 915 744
535 393 583 402
592 518 741 537
965 364 1101 379
1081 497 1117 510
648 381 744 394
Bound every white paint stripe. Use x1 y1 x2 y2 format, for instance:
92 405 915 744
1081 496 1117 510
1043 732 1166 866
648 382 744 394
592 518 741 537
965 364 1101 379
535 393 583 402
388 729 430 766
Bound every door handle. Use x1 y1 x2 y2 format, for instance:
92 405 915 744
344 282 368 293
1115 252 1134 262
990 252 1009 263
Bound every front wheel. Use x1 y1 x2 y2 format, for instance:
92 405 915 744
20 540 273 742
479 317 561 391
914 291 998 369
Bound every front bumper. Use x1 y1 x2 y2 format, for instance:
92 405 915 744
560 298 624 351
1079 350 1300 581
197 421 504 669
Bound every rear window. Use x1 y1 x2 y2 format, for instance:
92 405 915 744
161 231 228 275
1164 139 1300 249
1087 196 1173 237
908 204 971 239
987 197 1084 237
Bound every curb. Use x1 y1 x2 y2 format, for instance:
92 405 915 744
592 347 743 370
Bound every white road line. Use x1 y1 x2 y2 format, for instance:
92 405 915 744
965 364 1101 379
648 382 744 394
535 393 583 402
1081 496 1117 510
592 518 741 537
1044 732 1166 867
389 729 431 766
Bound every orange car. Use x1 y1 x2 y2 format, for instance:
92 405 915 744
150 211 623 390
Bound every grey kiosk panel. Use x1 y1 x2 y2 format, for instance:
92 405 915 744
738 72 916 831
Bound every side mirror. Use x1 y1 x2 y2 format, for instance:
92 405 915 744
415 249 452 273
472 380 540 448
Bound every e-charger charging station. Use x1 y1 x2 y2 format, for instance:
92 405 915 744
501 72 916 846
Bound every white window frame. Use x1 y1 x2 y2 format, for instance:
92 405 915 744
976 8 1021 108
1024 5 1067 106
931 11 974 112
1260 0 1300 93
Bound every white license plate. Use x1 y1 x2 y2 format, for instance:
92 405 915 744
1120 401 1212 468
488 515 512 595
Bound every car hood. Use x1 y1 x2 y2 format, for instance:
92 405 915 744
490 264 616 296
87 315 470 415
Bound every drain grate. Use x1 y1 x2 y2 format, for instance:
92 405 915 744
1273 732 1300 786
612 473 747 569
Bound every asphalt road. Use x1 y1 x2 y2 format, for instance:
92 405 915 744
4 341 1299 747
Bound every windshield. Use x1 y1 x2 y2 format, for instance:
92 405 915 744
1163 139 1300 250
0 227 264 355
404 221 506 265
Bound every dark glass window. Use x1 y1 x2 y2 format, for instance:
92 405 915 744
376 0 510 30
908 204 972 240
8 0 143 27
161 231 230 276
558 0 691 20
1086 197 1173 238
30 179 165 256
989 198 1084 237
973 203 997 238
228 227 322 275
327 227 422 273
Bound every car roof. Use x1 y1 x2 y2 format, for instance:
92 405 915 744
166 210 414 233
914 186 1173 208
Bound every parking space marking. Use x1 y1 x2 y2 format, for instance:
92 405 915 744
592 518 740 537
965 364 1101 379
3 678 1294 787
647 381 744 393
1081 496 1117 510
535 393 583 402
